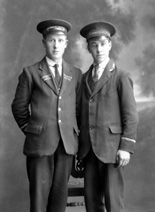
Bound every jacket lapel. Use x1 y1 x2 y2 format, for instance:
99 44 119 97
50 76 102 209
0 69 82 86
59 61 72 95
92 60 115 97
39 57 58 94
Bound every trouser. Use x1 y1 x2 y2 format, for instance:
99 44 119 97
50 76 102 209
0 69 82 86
84 149 124 212
26 140 73 212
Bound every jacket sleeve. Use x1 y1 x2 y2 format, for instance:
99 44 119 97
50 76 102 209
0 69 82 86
11 68 33 132
117 71 139 153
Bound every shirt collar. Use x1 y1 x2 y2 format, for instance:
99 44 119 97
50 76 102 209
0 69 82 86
46 56 62 67
94 57 110 69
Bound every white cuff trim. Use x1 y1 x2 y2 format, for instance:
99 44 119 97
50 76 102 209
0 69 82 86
121 137 136 143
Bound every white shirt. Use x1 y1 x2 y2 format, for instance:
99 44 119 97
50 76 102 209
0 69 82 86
46 56 62 77
92 57 110 80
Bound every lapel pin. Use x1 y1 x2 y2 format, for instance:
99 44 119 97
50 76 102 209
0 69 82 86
42 74 52 81
64 73 72 81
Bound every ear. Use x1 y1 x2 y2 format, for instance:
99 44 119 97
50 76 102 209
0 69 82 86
87 44 91 53
109 40 112 50
64 39 68 49
42 39 45 48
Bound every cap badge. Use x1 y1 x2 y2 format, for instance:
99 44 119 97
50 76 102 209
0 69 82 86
46 26 66 32
64 74 72 81
88 29 110 38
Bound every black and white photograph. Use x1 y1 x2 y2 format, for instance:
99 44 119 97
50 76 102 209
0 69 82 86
0 0 155 212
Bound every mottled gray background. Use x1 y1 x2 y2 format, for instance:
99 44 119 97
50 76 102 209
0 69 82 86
0 0 155 211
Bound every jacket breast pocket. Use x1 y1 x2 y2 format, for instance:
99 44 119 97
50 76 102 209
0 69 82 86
98 87 117 99
24 124 43 135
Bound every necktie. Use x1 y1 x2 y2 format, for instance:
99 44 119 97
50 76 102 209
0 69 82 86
93 65 100 83
54 64 61 86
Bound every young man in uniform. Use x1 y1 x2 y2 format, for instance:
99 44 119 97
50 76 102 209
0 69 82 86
12 19 82 212
78 21 139 212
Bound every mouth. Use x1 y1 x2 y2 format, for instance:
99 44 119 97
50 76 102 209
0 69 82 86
97 53 104 56
97 54 104 57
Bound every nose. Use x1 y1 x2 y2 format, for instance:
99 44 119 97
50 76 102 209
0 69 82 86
54 40 59 48
96 44 102 52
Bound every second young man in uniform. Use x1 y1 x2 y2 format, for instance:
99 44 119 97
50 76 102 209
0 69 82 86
78 21 139 212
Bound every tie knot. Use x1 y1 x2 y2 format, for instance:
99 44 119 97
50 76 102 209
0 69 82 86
54 63 59 69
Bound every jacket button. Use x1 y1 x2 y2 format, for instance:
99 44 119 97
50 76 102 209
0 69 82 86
58 120 61 123
89 112 93 116
59 96 62 99
58 108 61 111
89 99 93 103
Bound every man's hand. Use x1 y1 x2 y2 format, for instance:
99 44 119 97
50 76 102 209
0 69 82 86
116 150 130 167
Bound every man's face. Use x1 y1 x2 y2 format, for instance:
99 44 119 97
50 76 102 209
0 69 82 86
43 33 68 62
87 35 112 64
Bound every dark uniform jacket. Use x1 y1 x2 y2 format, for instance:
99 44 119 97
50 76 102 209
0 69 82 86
78 60 139 163
12 57 82 157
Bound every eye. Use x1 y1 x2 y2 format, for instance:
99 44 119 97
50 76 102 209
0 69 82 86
59 39 64 43
90 43 97 48
101 41 108 46
101 43 105 46
48 39 54 43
